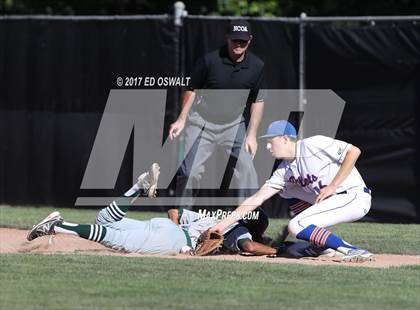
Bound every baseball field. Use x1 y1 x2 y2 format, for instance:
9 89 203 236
0 206 419 310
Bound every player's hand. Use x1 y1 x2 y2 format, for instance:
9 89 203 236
245 135 258 159
315 185 337 204
209 224 224 235
169 118 186 140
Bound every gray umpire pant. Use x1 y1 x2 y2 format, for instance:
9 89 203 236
176 111 258 207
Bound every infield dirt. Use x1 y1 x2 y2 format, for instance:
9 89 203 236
1 228 419 268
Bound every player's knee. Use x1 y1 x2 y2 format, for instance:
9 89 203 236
288 219 302 237
95 209 107 225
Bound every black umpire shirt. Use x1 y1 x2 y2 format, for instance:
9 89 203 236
188 45 265 124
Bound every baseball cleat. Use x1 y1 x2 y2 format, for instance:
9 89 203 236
342 249 374 262
137 163 160 198
318 248 344 258
27 211 63 241
305 245 344 258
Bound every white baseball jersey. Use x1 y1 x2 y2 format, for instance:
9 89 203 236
266 135 367 202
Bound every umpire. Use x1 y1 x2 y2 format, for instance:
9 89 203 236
169 19 265 202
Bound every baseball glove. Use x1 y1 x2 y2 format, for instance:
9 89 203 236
194 229 224 256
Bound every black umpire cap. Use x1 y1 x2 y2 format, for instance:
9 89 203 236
226 20 252 41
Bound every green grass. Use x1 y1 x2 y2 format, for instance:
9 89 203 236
1 206 419 255
1 254 419 310
1 206 420 309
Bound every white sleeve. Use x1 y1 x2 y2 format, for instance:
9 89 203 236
309 135 351 164
265 168 286 191
178 209 201 226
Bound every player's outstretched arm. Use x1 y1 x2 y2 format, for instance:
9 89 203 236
211 184 279 233
240 239 277 256
316 145 361 203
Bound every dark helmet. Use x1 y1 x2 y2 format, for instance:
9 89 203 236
241 207 269 243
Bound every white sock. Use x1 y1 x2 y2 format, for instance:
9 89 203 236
54 222 79 236
124 184 140 197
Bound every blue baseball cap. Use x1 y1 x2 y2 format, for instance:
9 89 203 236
259 120 297 139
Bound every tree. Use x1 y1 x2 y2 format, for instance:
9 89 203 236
1 0 419 16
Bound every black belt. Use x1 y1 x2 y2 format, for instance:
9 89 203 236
337 187 371 195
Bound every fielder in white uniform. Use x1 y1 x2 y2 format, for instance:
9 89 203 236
212 120 374 262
